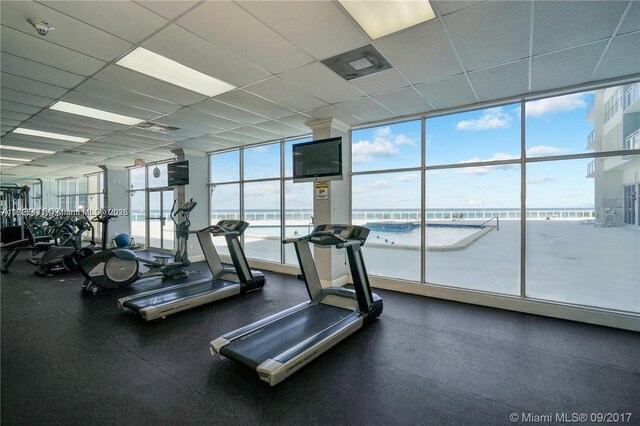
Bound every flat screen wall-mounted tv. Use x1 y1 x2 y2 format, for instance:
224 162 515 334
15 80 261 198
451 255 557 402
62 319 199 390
168 160 189 186
292 137 343 183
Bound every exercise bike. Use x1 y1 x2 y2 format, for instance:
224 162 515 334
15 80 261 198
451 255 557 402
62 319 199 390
79 199 197 294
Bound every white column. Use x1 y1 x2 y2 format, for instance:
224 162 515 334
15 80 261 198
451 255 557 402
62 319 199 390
304 118 352 287
99 165 129 238
171 148 209 258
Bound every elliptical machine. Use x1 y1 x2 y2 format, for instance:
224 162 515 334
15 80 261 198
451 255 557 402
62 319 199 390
34 212 96 276
80 199 197 294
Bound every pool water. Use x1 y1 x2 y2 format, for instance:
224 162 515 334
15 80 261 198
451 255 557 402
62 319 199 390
246 225 481 247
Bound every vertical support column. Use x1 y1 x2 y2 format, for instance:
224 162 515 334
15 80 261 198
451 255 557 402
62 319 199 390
99 165 129 239
304 118 352 288
172 148 208 258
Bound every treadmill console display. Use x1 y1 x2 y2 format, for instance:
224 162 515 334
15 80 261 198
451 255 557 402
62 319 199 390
311 224 370 242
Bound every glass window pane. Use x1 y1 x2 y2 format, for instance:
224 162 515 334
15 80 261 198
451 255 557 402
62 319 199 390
526 155 639 312
353 120 421 172
210 183 240 256
148 164 168 188
284 181 313 265
78 177 88 194
243 180 281 263
526 90 602 157
87 175 98 194
426 104 521 166
425 166 521 295
210 151 239 183
243 143 280 180
352 171 421 281
98 173 104 193
129 191 146 247
130 167 145 190
285 137 312 177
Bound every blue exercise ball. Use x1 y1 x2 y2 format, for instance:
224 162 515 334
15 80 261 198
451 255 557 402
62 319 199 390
113 233 132 248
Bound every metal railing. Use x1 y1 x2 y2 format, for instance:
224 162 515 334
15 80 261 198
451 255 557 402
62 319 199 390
624 129 640 151
480 216 499 231
586 129 596 150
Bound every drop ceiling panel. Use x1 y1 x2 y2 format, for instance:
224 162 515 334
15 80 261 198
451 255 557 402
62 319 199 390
1 88 54 108
1 73 69 99
214 90 294 119
334 97 392 122
75 79 181 114
134 1 200 21
0 110 31 122
415 75 477 110
142 24 271 87
60 91 164 121
533 1 627 56
433 0 486 16
350 69 410 96
1 134 80 151
1 100 41 115
1 53 86 88
279 62 364 104
232 126 280 142
212 131 263 145
468 60 529 102
25 115 116 136
445 1 530 72
304 105 363 125
245 78 327 112
168 108 240 131
0 1 132 62
252 120 309 139
177 2 312 74
594 32 640 82
276 114 311 131
153 116 217 135
41 0 168 44
373 87 433 116
190 99 266 124
93 66 207 106
1 118 21 127
237 1 369 60
375 20 462 84
174 138 230 153
122 128 191 143
0 26 106 76
532 41 607 92
618 2 640 36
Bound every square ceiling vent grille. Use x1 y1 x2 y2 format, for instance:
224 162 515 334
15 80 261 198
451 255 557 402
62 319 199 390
322 44 392 80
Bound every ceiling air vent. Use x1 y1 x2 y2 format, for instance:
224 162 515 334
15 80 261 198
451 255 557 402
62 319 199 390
322 44 392 80
63 149 89 155
22 163 48 167
137 121 179 133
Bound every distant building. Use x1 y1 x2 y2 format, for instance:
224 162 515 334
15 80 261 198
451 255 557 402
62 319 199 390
587 83 640 226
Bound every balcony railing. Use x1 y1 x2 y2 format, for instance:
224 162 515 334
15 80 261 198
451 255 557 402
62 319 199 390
586 160 596 178
624 129 640 150
586 129 596 150
625 83 639 109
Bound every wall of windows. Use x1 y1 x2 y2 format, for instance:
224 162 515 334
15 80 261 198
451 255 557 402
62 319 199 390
350 81 639 315
209 136 312 265
57 173 104 241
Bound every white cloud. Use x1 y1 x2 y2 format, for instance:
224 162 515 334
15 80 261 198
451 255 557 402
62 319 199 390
456 107 512 131
396 174 420 182
393 134 415 146
526 93 587 117
465 199 484 206
352 126 416 163
460 152 519 164
244 182 279 196
527 177 556 185
525 145 567 157
352 180 392 194
426 170 442 176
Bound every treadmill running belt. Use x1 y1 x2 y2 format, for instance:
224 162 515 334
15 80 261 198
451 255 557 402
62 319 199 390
220 304 355 369
122 280 238 311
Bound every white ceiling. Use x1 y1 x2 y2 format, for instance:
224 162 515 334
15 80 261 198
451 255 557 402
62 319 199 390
1 0 639 179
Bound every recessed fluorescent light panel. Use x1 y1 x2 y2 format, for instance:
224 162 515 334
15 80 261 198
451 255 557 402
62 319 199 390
0 163 18 167
0 145 56 155
13 128 89 143
0 156 30 162
117 47 236 97
50 101 144 126
339 0 436 39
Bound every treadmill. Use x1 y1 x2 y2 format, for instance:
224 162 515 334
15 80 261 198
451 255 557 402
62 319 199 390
117 220 265 321
210 224 383 386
